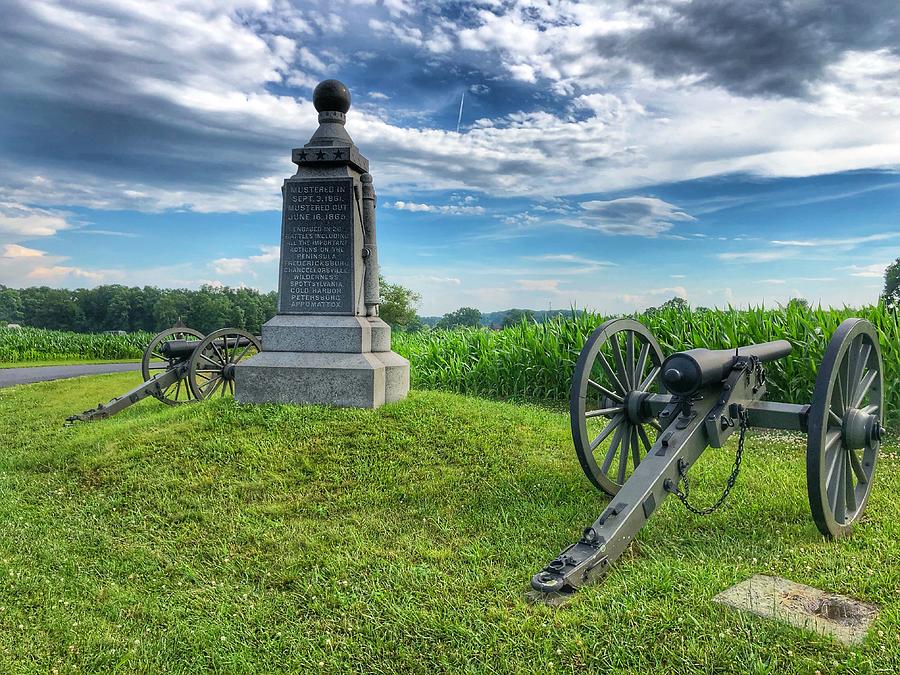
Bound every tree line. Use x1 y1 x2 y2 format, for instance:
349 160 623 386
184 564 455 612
0 284 278 335
0 277 422 335
2 258 897 336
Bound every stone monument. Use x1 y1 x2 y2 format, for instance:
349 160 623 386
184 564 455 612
235 79 409 408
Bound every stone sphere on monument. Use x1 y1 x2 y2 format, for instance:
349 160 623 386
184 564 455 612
313 79 351 113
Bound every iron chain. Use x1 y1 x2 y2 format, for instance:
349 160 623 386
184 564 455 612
667 406 749 516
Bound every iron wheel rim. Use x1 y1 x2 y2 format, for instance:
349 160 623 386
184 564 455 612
141 326 204 406
571 318 664 496
188 328 261 401
807 318 883 538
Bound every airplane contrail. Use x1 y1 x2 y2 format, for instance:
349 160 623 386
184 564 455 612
456 89 465 133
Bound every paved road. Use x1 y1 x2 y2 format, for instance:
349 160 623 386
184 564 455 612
0 363 142 389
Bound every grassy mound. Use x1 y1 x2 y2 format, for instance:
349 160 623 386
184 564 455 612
0 373 898 672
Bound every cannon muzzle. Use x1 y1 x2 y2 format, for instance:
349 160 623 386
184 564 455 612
661 340 792 396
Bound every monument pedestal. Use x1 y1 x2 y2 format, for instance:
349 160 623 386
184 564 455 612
234 79 410 409
235 316 409 408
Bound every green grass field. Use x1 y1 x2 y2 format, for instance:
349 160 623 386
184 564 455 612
0 373 898 672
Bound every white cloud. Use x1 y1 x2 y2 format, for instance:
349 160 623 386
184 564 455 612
0 202 73 238
210 244 279 276
386 201 486 215
843 263 889 278
0 243 121 286
719 231 899 263
2 2 900 216
568 197 694 236
517 279 562 292
3 244 44 258
619 286 687 306
771 233 900 247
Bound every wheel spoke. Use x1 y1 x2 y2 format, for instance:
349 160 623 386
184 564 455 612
211 341 227 365
617 425 630 483
840 353 852 411
844 451 856 514
625 331 635 390
850 370 877 410
585 406 624 418
201 375 222 396
648 419 662 433
630 426 641 468
206 377 223 398
824 432 843 486
860 404 879 416
597 352 628 396
590 413 623 451
639 366 660 392
633 342 650 391
831 375 845 417
173 378 182 401
587 379 624 403
848 340 870 401
829 449 846 522
231 343 253 364
849 449 867 485
198 352 222 368
610 335 631 390
599 420 626 473
828 409 843 428
637 424 653 453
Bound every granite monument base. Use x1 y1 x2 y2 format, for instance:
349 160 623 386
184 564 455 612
234 315 409 409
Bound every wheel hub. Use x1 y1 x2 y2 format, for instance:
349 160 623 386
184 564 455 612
842 408 880 449
222 363 236 381
624 391 651 425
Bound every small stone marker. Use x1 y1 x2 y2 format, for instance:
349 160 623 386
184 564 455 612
235 79 410 408
713 574 878 646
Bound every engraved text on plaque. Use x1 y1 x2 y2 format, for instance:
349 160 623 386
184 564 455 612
278 178 354 314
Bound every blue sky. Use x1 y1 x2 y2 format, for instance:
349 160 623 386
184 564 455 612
1 0 898 315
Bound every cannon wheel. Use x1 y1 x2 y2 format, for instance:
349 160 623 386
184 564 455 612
807 318 884 539
187 328 261 401
571 318 665 496
141 325 205 406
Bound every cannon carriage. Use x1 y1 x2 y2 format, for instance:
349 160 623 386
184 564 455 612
532 317 886 596
66 324 261 422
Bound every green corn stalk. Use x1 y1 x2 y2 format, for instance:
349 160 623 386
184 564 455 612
392 303 900 429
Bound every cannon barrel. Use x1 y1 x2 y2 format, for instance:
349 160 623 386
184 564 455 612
160 337 254 360
661 340 792 396
159 340 198 359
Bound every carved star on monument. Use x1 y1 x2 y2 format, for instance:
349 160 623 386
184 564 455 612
315 150 326 160
297 150 308 160
333 149 344 159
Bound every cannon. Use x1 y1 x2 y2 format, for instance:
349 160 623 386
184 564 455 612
66 324 261 422
532 317 886 596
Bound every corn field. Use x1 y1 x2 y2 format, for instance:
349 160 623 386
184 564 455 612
393 304 900 428
4 305 898 427
0 327 152 362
